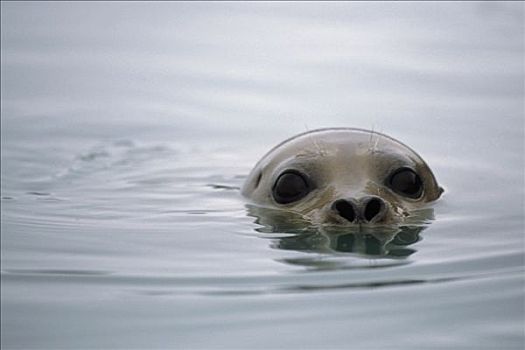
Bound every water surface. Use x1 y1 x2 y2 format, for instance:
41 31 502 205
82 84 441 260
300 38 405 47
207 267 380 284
1 2 524 349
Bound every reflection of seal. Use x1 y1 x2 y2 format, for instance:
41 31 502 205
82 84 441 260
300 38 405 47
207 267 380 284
242 128 443 225
246 204 430 258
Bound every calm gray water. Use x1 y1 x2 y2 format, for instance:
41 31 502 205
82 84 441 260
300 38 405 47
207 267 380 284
1 2 524 349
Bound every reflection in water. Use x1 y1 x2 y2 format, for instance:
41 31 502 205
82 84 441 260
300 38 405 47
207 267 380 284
246 205 433 260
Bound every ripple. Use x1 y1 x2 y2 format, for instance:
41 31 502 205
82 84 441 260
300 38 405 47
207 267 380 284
206 184 241 190
3 267 520 298
26 191 51 196
202 276 461 296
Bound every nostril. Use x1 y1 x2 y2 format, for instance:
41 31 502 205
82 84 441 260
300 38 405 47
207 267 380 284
332 199 356 222
364 198 383 222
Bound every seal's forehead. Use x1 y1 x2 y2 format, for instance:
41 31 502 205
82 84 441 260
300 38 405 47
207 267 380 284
260 129 424 166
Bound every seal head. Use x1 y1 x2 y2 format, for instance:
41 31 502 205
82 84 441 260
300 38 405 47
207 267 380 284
242 128 443 225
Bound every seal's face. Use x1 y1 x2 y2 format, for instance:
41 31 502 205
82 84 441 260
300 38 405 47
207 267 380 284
242 128 443 225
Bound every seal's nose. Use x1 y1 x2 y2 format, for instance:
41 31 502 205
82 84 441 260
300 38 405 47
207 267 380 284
332 198 359 223
361 196 387 223
332 196 387 223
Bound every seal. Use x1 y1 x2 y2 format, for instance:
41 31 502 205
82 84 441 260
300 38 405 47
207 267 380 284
242 128 443 225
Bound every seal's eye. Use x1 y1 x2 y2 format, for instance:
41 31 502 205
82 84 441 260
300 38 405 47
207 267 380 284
388 167 423 199
272 170 310 204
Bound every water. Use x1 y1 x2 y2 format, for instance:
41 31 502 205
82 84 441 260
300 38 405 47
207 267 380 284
1 2 524 349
